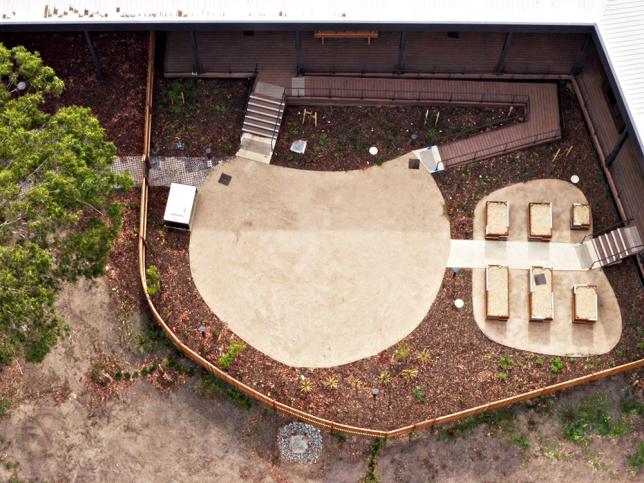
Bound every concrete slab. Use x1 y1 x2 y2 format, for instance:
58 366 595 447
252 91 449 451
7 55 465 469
189 155 450 368
470 179 622 356
472 268 622 356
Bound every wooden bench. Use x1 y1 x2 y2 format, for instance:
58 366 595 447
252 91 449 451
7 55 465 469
314 31 379 45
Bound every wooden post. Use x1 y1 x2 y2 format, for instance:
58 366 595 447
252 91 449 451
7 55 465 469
395 32 407 74
83 31 103 80
571 35 592 76
605 129 628 167
191 31 202 75
495 32 513 74
295 31 303 76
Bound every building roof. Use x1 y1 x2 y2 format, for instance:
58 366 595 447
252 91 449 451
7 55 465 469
1 0 643 152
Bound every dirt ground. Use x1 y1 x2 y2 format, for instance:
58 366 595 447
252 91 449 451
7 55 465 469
0 279 641 482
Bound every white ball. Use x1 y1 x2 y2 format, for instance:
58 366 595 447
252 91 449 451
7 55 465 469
369 146 378 156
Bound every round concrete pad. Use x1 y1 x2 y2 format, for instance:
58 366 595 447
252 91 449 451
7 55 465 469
190 156 450 368
471 180 622 356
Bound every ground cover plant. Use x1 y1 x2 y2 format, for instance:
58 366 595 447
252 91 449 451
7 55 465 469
0 44 133 365
4 32 147 155
151 78 251 157
115 81 643 430
272 104 524 170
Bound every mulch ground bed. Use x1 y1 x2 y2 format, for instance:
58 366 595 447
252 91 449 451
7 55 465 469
5 32 147 156
110 80 642 431
272 104 524 171
151 78 252 157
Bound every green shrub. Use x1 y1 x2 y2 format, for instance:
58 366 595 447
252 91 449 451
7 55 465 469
628 442 644 469
217 342 246 369
393 342 410 362
550 358 564 374
499 356 513 370
145 266 161 296
412 387 426 402
498 372 508 381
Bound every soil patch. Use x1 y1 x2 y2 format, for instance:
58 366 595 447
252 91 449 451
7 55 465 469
272 104 523 171
5 32 147 156
151 78 252 157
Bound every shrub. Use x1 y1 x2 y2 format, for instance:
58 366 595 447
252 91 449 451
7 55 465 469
323 376 339 390
377 371 391 385
393 342 410 362
217 343 246 369
417 348 432 363
299 379 314 394
412 387 426 402
498 372 508 382
629 442 644 469
401 368 419 380
145 266 161 296
550 358 564 374
499 356 513 370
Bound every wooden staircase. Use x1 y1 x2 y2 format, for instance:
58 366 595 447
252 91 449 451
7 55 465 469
585 225 643 268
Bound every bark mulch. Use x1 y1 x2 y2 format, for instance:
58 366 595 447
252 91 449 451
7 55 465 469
151 78 252 157
111 81 642 431
6 32 148 156
272 104 523 171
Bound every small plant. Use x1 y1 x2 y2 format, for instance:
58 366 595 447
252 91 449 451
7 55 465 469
364 439 383 482
499 356 513 370
377 371 391 385
299 379 314 394
412 386 426 402
393 342 410 362
535 356 544 366
425 127 437 143
560 394 630 445
509 433 531 449
323 376 339 390
218 342 246 369
375 159 384 166
0 398 10 417
498 372 508 381
628 442 644 469
319 132 328 145
145 265 161 296
550 358 564 374
332 432 347 443
401 368 419 380
417 348 432 363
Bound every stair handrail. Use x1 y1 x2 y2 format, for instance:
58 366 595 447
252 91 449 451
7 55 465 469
270 90 286 151
589 243 644 269
581 218 632 243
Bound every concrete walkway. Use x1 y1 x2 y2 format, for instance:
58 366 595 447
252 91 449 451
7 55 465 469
447 239 593 271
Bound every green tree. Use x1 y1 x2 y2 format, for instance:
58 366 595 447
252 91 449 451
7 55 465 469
0 44 133 363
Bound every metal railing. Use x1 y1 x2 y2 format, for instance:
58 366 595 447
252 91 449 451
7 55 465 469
270 90 287 151
286 85 529 106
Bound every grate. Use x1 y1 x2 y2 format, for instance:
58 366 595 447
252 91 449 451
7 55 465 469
534 273 547 286
219 173 232 186
408 158 420 170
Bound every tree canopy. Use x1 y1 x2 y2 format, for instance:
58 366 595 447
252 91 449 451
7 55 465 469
0 43 133 364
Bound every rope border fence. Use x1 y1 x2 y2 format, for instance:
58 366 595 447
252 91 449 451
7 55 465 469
137 31 643 438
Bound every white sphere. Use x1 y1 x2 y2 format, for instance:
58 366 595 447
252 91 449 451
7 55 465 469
369 146 378 156
454 298 464 309
570 175 580 184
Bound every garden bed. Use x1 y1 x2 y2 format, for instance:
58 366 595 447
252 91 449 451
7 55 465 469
272 104 523 171
7 32 148 156
109 81 642 431
151 78 252 157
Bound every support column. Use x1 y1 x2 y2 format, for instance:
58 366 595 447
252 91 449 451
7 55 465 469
83 31 103 80
495 32 513 74
395 32 407 74
191 31 202 75
571 35 592 76
606 129 628 167
295 31 303 76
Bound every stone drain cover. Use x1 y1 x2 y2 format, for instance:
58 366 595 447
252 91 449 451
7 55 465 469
278 422 322 464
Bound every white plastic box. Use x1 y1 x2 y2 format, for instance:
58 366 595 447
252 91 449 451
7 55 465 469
163 183 197 231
